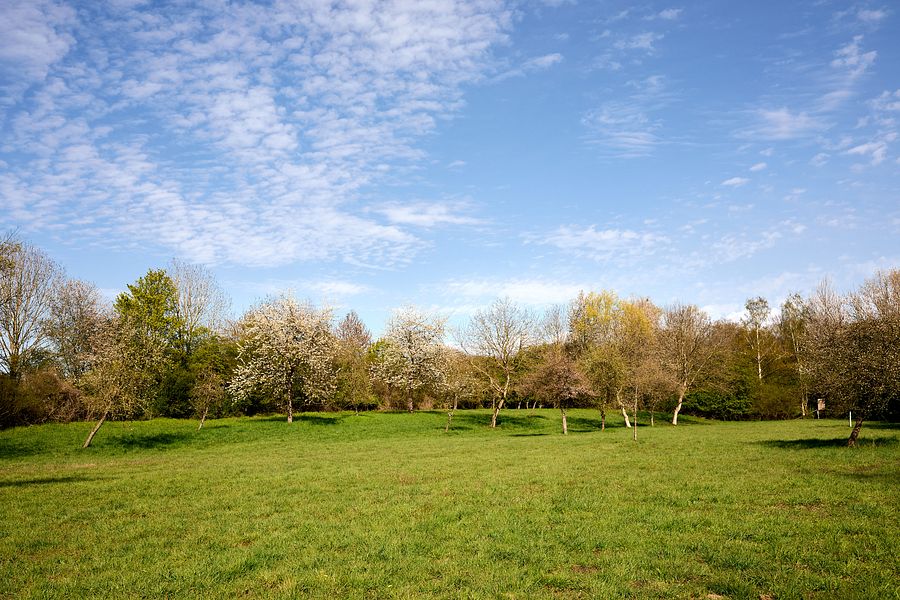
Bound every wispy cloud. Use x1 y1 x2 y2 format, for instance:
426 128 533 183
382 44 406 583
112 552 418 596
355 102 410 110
374 201 484 228
582 75 673 157
535 224 668 262
722 176 750 187
749 162 767 172
0 1 512 267
741 108 828 140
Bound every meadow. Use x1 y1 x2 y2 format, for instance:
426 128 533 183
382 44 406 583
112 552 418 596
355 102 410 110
1 410 897 599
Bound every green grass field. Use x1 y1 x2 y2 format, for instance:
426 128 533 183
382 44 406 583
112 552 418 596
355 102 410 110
1 410 898 599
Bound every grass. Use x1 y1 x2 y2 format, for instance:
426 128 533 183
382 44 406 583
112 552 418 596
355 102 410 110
1 410 898 599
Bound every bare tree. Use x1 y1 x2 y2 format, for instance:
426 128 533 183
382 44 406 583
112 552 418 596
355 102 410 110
0 238 61 380
370 306 446 413
168 259 230 356
658 303 719 425
461 298 533 428
229 296 337 423
806 272 900 446
44 279 104 381
191 369 225 429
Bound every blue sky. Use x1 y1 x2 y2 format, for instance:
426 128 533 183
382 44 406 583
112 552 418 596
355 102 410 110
1 0 898 334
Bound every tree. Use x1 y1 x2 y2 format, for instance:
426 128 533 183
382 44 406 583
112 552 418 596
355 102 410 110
191 369 225 430
335 311 373 413
0 238 61 380
80 315 164 447
569 291 634 427
371 307 446 413
520 345 589 435
462 297 533 428
743 296 773 382
168 259 230 358
230 296 336 423
806 272 900 446
777 292 810 417
442 349 480 431
658 303 719 425
44 279 104 381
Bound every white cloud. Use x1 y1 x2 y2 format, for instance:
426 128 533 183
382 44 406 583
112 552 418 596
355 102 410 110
831 36 877 80
537 225 668 262
375 202 483 228
743 108 827 140
0 1 513 268
442 278 586 307
722 177 750 187
650 8 682 20
523 53 563 69
846 140 889 165
749 162 767 172
615 32 663 51
857 8 888 24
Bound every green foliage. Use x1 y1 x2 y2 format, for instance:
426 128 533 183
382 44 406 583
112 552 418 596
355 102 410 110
1 413 897 598
113 269 182 349
684 389 752 420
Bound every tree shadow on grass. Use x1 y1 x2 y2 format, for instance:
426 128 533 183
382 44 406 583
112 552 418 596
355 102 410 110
113 431 193 450
0 439 42 460
454 412 550 432
294 414 346 426
759 437 899 450
0 475 98 488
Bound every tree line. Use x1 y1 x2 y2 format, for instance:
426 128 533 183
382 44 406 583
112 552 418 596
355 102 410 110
1 233 897 447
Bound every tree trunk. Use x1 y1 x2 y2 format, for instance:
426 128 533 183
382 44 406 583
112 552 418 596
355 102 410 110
650 410 654 427
600 408 606 431
83 410 108 448
847 417 864 447
287 395 293 423
198 406 209 430
407 387 414 413
615 390 631 427
672 387 686 425
561 407 568 435
445 396 458 432
632 390 638 442
490 397 506 428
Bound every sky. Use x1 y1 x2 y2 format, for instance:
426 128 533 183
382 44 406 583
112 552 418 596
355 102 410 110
1 0 898 335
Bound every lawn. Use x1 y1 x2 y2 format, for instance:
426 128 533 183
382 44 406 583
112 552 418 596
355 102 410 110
1 410 898 599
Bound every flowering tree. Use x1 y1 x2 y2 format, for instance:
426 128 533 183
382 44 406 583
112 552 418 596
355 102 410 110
371 307 446 412
229 296 336 422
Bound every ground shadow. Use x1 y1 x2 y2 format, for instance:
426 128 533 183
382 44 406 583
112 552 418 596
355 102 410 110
113 431 193 450
860 422 900 431
454 412 550 431
759 437 899 450
0 475 97 488
0 439 42 460
293 414 346 426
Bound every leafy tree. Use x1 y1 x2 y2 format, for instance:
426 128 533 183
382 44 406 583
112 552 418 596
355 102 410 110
520 345 590 435
371 307 446 413
335 311 373 413
229 296 336 422
743 296 774 382
461 297 533 428
168 258 230 357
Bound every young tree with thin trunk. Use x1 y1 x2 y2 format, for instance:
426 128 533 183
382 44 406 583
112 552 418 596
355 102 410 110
743 296 772 382
80 316 163 448
520 345 589 435
229 296 336 423
442 350 479 432
778 292 810 417
191 369 225 430
658 303 719 425
461 297 533 428
335 311 373 414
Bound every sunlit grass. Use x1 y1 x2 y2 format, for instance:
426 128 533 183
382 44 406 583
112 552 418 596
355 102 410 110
1 410 898 599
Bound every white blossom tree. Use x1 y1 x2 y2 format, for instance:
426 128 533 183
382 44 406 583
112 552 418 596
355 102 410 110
229 296 337 423
371 306 446 413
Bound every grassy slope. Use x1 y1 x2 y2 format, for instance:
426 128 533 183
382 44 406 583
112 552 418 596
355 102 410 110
0 410 897 599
